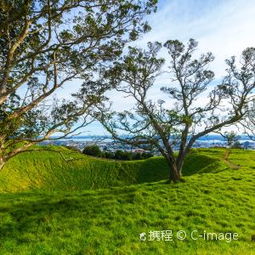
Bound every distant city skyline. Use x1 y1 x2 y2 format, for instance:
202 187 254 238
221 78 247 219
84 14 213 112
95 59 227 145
42 133 255 152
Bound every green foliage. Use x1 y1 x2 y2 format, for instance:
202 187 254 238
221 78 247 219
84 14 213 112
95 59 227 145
222 131 241 148
83 145 154 161
232 141 242 149
0 0 157 165
102 151 115 159
115 149 131 160
110 150 153 161
98 39 255 182
82 145 102 157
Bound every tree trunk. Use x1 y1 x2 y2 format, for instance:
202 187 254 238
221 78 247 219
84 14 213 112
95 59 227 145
0 157 5 171
167 160 182 183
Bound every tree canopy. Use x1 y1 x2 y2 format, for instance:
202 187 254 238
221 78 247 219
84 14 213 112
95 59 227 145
0 0 157 168
97 39 255 182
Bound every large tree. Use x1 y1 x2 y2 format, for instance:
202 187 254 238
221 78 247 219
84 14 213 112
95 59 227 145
98 39 255 182
0 0 157 169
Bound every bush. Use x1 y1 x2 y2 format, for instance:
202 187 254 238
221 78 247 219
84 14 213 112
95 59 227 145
231 141 242 149
133 152 142 160
83 145 102 157
102 151 115 159
114 150 131 160
82 146 153 160
113 150 153 160
142 152 153 159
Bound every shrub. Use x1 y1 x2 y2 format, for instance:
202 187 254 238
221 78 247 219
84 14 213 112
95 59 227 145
83 146 153 160
102 151 115 159
114 150 153 160
142 152 153 159
115 150 132 160
83 145 102 157
231 141 242 149
133 152 142 160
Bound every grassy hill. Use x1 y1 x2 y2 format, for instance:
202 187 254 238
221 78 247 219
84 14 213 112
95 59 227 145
0 146 227 192
0 148 254 254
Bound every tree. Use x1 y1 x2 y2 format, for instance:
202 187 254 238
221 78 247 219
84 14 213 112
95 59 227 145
114 150 131 160
97 39 255 182
221 131 240 148
232 141 242 149
83 145 101 157
0 0 157 169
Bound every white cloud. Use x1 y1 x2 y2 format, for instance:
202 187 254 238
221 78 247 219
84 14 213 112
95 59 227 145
138 0 255 77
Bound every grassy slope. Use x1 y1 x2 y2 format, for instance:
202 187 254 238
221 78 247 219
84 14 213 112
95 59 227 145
0 146 168 192
0 146 227 192
0 148 254 254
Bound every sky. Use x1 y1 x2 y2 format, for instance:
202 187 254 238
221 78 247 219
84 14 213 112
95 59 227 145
77 0 255 135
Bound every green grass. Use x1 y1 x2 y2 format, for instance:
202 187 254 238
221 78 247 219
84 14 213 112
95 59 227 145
0 147 254 254
0 146 227 192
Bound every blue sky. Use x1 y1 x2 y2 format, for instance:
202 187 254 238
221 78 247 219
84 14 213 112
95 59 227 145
76 0 255 135
138 0 255 73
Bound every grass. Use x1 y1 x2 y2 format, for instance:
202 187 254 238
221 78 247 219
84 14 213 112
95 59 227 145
0 147 254 254
0 146 227 192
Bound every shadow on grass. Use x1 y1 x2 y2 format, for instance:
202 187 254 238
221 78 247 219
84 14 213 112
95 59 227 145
0 188 140 241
